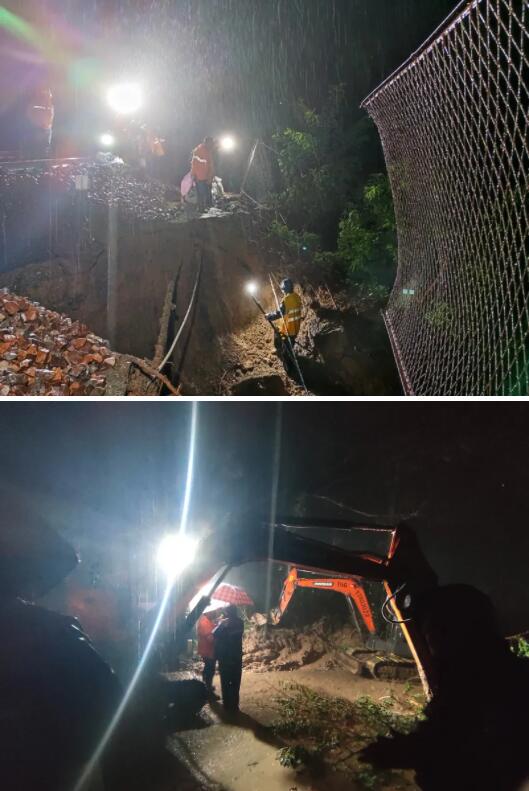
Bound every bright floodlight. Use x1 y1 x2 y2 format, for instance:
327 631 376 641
99 133 115 148
106 82 142 115
220 135 236 152
245 281 258 296
157 534 198 580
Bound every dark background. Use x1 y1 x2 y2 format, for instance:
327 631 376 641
1 401 528 636
1 1 456 176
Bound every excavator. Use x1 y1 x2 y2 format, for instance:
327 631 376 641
4 515 438 696
164 517 440 696
272 565 377 635
6 514 528 791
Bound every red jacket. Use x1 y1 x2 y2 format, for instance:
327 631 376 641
191 142 214 182
197 614 215 659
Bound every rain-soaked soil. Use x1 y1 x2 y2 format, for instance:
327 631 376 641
0 162 400 396
166 669 421 791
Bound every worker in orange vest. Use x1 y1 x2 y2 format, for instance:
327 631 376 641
25 85 54 158
191 136 216 212
197 611 218 694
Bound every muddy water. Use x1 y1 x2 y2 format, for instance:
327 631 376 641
167 669 419 791
169 707 359 791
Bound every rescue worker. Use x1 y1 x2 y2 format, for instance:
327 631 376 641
265 278 303 371
24 85 54 158
191 136 215 212
146 128 165 181
212 604 244 712
197 610 217 693
137 125 166 181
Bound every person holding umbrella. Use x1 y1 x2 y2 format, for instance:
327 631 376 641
197 604 221 696
213 604 244 712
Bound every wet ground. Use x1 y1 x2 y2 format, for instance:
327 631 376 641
167 669 421 791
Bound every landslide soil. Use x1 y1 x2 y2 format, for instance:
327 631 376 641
160 621 422 791
218 278 400 397
166 669 421 791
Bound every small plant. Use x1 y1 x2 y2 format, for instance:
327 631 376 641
356 766 379 789
425 301 455 333
511 636 529 658
266 219 321 257
277 745 312 768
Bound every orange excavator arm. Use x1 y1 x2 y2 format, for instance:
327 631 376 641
275 566 376 634
162 519 439 697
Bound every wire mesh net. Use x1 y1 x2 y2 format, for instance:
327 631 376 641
362 0 529 395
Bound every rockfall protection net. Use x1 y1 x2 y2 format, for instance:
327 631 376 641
362 0 529 395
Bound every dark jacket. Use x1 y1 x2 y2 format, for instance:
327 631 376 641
212 614 243 663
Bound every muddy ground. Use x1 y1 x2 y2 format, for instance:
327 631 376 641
166 668 422 791
157 618 422 791
0 161 400 395
219 283 400 397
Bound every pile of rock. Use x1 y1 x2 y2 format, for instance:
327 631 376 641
86 163 183 222
243 617 359 672
0 289 118 395
0 161 183 224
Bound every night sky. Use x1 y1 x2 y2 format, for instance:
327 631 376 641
1 401 529 635
1 0 455 162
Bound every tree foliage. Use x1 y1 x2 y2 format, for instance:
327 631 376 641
272 86 374 246
271 88 397 291
335 174 396 287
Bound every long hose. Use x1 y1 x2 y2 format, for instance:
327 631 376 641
158 257 202 372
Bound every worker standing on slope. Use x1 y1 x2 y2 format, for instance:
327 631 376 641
266 278 303 368
191 136 216 212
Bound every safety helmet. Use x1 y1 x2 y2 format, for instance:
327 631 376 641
280 278 293 294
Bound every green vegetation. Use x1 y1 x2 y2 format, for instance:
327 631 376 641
511 636 529 658
277 745 313 768
269 87 397 292
272 682 423 788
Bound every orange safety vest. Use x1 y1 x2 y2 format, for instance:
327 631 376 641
191 142 214 182
147 132 165 157
197 614 215 659
277 292 302 338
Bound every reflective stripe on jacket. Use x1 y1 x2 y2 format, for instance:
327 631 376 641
191 143 214 182
277 292 302 338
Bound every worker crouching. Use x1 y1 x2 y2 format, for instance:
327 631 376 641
266 278 303 373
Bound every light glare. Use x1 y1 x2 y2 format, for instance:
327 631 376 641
246 281 258 296
106 82 142 115
220 135 236 152
99 133 115 148
157 534 198 580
